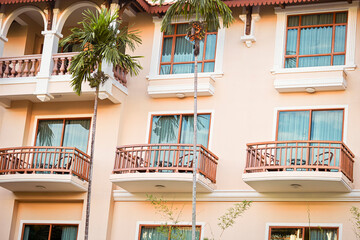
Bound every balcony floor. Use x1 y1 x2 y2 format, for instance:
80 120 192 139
110 173 215 193
242 171 353 193
0 174 88 192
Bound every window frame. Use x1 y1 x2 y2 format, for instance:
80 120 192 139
284 11 348 68
269 226 339 240
20 223 79 240
34 117 91 152
148 113 212 147
275 108 345 141
273 1 358 73
159 23 218 75
148 17 225 80
138 224 202 240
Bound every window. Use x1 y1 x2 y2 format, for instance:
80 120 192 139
160 24 217 75
269 226 338 240
139 225 201 240
276 109 344 141
149 114 211 148
22 224 78 240
35 118 91 152
285 12 347 68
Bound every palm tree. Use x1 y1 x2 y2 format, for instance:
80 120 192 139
60 9 142 240
157 0 234 239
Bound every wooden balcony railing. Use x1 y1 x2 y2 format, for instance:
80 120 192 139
52 52 78 75
113 65 127 87
0 54 41 78
0 147 90 181
245 141 355 182
113 144 219 183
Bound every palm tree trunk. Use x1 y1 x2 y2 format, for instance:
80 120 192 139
192 37 199 240
84 86 99 240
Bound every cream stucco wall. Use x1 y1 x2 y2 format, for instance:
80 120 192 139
0 1 360 240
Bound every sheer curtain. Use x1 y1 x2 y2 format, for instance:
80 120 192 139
180 115 211 147
310 110 343 167
140 226 168 240
310 229 337 240
62 119 90 152
36 120 63 147
277 111 310 166
61 226 78 240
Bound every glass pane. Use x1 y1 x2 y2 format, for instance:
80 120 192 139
336 12 347 23
171 226 200 240
310 110 343 141
140 226 168 240
278 111 310 141
333 55 345 65
172 63 202 74
63 119 90 152
204 62 215 72
270 228 303 240
23 225 50 240
176 24 189 34
161 38 173 63
160 65 171 75
198 39 204 61
285 58 297 68
299 27 332 55
36 120 63 146
164 25 175 35
205 34 217 60
180 114 211 147
298 56 331 67
308 228 338 240
150 115 180 144
286 29 298 55
50 225 78 240
174 37 193 62
301 13 333 26
288 16 299 27
334 25 346 52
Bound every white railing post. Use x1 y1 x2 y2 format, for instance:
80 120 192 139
35 8 62 102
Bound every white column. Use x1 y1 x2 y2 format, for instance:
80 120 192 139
0 35 8 58
35 30 62 102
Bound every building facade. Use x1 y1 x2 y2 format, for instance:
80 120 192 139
0 0 359 239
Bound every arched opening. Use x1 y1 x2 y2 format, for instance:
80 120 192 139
58 5 98 53
3 10 45 57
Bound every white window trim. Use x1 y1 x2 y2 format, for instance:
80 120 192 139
272 105 348 143
18 220 81 240
146 110 215 149
147 17 225 80
265 223 343 240
272 1 358 74
135 221 206 240
31 114 93 154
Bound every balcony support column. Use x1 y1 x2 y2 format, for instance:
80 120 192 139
35 30 62 102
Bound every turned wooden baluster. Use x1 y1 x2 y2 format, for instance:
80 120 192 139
36 59 41 75
4 61 10 78
23 60 30 77
0 62 4 78
52 57 59 75
29 59 36 76
10 60 16 77
17 60 23 77
59 57 66 75
67 57 73 74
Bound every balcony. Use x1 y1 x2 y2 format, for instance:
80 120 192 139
0 147 90 192
243 141 355 193
110 144 218 192
0 52 128 107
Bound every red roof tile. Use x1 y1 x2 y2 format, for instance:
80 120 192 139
0 0 50 4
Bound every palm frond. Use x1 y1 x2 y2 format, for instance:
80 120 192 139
59 8 142 95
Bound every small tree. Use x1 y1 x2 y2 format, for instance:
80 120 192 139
351 206 360 240
147 194 251 240
60 9 142 240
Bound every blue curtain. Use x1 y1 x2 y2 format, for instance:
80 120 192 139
62 119 90 152
180 115 211 147
310 228 337 240
36 120 63 147
61 226 78 240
